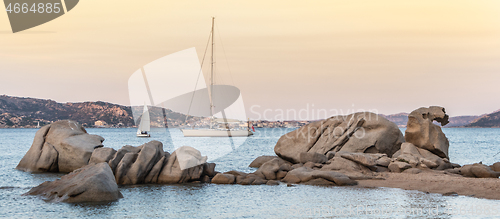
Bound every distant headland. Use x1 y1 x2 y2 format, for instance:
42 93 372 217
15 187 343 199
0 95 498 128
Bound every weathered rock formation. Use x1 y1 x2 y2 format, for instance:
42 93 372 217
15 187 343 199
89 142 210 185
275 112 404 163
211 173 236 184
282 167 357 186
459 163 500 178
16 120 212 185
492 162 500 172
17 120 105 173
25 163 122 203
389 142 456 172
213 155 362 186
248 156 278 168
405 106 450 158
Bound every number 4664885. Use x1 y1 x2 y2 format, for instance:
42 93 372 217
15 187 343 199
6 3 62 14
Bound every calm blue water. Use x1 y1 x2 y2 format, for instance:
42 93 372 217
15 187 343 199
0 128 499 218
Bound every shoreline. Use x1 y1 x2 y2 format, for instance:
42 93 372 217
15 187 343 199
356 170 500 200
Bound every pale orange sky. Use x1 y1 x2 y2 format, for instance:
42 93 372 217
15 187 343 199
1 0 500 119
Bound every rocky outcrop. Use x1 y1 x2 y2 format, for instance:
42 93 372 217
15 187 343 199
114 141 166 185
274 112 404 163
16 120 105 173
282 167 357 186
460 163 500 178
25 163 122 203
249 155 278 168
405 106 450 158
102 143 208 185
157 146 206 184
299 152 327 164
211 173 236 184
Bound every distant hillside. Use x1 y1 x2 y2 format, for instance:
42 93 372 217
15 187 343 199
381 113 408 127
448 115 482 127
465 110 500 128
381 113 480 128
0 95 194 128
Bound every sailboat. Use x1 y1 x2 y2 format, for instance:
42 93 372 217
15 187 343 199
181 17 253 137
136 104 151 137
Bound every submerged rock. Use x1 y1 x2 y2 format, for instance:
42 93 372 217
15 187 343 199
340 152 388 168
17 120 105 173
392 142 453 170
321 156 372 174
405 106 450 159
89 147 116 165
274 112 403 163
25 163 122 203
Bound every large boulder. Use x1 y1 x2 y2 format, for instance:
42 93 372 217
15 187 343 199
321 156 372 174
274 112 403 163
89 147 117 165
157 146 206 184
114 141 165 185
17 120 105 173
254 158 291 180
405 106 450 159
25 163 122 203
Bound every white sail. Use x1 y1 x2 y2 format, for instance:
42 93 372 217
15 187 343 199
137 104 150 134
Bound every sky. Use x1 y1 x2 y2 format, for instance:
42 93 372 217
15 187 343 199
1 0 500 120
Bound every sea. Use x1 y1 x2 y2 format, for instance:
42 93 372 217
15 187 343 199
1 127 499 218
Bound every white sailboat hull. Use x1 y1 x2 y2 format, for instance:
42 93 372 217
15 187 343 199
136 133 151 137
181 129 253 137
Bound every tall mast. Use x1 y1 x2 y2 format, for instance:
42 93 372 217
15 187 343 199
210 17 215 128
